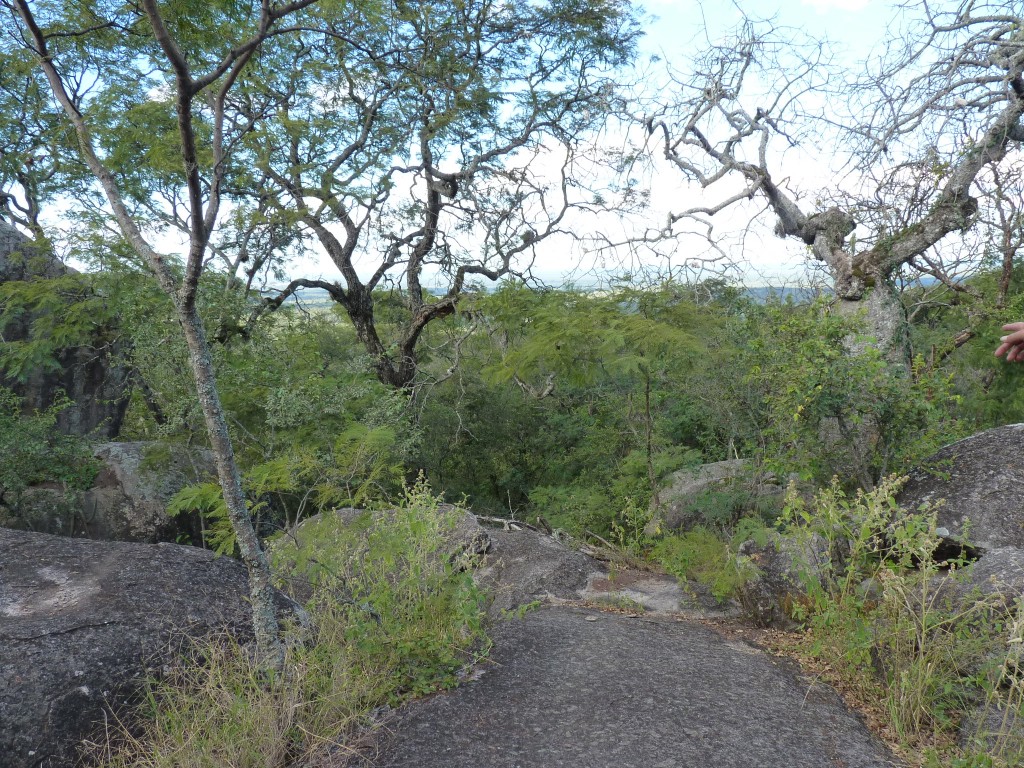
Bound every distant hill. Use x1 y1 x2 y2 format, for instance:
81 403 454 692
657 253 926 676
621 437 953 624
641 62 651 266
263 284 829 308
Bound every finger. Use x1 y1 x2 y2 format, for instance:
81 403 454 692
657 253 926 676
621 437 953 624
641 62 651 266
998 331 1024 351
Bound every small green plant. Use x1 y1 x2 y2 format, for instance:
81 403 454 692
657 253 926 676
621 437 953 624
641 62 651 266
586 593 647 613
649 523 762 603
501 600 543 620
781 477 1016 763
610 496 652 555
96 481 489 767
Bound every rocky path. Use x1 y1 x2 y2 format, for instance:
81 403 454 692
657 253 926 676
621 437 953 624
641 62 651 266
360 606 897 768
347 528 900 768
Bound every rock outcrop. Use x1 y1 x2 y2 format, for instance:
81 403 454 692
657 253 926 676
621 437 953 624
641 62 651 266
897 423 1024 552
474 527 604 619
13 441 214 542
359 607 897 768
0 527 300 768
0 220 130 439
646 459 785 534
736 530 831 628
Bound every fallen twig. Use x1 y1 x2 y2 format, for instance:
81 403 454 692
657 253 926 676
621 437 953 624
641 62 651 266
474 515 541 532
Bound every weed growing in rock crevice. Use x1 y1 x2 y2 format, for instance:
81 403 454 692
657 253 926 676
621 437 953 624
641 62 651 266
780 478 1023 766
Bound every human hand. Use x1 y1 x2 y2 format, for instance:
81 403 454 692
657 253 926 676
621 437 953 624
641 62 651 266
995 322 1024 362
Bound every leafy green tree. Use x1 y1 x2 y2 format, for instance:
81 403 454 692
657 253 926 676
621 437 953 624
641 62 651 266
416 282 731 532
739 298 964 489
225 0 641 387
4 0 330 667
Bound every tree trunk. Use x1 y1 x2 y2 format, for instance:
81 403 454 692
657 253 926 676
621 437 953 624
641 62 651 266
834 279 911 368
178 303 285 669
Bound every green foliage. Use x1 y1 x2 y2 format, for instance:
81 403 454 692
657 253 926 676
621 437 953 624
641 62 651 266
272 481 488 698
98 482 488 767
781 478 1022 763
0 387 98 529
740 298 964 487
650 526 759 603
129 285 417 535
417 282 729 534
0 271 132 381
166 482 234 554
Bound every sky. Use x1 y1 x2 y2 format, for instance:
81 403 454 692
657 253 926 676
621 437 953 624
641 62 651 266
49 0 899 291
545 0 894 288
368 0 899 291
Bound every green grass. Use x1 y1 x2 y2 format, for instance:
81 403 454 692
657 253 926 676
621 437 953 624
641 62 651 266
90 484 489 767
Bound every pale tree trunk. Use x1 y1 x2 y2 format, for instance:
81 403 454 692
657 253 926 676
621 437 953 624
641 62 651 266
9 0 292 667
179 304 284 668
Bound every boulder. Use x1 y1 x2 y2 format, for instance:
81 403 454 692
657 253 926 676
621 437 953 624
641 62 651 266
13 441 214 543
362 607 898 768
736 530 831 628
646 459 785 534
933 547 1024 609
0 220 130 439
473 526 604 620
0 527 300 768
960 699 1024 762
0 220 65 281
897 424 1024 552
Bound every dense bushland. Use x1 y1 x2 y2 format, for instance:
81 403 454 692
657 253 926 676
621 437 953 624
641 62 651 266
5 263 1024 765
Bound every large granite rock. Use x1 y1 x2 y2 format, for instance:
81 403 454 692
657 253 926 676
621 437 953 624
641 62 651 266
897 424 1024 552
0 527 300 768
358 607 897 768
13 441 214 542
736 530 831 628
473 526 604 620
646 459 785 534
0 220 64 282
0 220 130 439
933 547 1024 608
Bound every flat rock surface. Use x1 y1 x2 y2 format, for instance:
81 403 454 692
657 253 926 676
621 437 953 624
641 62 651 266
0 527 300 768
359 606 899 768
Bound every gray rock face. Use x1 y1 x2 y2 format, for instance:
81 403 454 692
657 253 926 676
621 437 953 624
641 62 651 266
0 220 65 282
0 527 300 768
961 699 1024 763
736 531 831 628
359 607 896 768
934 547 1024 608
897 424 1024 551
18 344 132 439
647 459 784 534
1 221 130 439
16 441 213 542
474 527 604 619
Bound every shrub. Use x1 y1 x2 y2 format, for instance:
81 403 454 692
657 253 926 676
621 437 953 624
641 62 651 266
782 478 1019 764
95 483 489 767
0 387 98 530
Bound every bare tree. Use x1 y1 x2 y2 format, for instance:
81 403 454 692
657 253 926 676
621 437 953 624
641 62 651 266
643 4 1024 365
